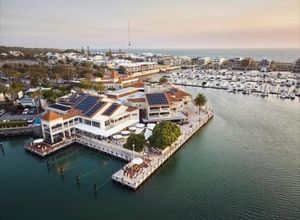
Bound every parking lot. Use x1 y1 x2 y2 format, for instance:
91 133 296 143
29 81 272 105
0 108 44 121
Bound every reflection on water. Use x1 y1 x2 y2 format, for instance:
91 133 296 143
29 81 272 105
0 88 299 220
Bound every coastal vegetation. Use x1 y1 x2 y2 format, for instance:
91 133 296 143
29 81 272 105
80 80 104 93
0 120 28 128
124 133 146 152
149 121 181 150
159 76 168 84
0 62 105 83
194 93 207 112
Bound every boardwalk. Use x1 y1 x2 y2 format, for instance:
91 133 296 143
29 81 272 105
24 108 214 190
112 110 214 189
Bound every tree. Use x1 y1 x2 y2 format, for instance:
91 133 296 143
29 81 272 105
117 66 127 74
194 93 207 113
159 76 168 84
9 82 24 101
79 80 104 93
80 80 94 90
149 121 181 150
32 90 43 113
93 82 104 93
124 133 146 152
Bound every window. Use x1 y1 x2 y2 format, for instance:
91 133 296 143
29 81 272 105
92 121 100 128
84 119 91 125
79 118 82 123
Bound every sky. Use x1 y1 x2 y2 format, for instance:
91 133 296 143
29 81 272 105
1 0 300 49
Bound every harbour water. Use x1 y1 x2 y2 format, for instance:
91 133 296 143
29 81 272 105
0 88 299 220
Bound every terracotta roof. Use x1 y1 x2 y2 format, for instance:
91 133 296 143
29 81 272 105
128 98 146 103
63 108 82 120
111 71 119 79
166 88 192 102
165 93 178 102
132 81 144 88
42 111 61 121
126 106 138 112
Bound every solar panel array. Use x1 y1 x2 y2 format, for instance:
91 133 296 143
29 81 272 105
68 93 86 106
102 103 120 116
85 101 106 117
48 104 71 111
75 96 100 113
145 93 169 105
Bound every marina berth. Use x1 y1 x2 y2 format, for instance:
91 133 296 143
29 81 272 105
166 69 299 100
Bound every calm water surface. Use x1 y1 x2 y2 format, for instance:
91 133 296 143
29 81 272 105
0 89 299 220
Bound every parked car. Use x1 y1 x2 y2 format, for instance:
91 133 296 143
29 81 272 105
29 109 36 115
27 118 34 124
0 109 6 116
22 108 29 115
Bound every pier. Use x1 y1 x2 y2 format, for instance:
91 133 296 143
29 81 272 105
112 110 214 189
24 108 214 190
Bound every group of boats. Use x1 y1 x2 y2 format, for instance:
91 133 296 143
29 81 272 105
166 69 299 100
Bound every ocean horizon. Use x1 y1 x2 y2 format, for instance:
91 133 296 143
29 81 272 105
94 48 300 62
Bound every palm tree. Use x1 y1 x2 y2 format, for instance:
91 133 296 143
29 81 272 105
32 90 43 113
194 93 207 114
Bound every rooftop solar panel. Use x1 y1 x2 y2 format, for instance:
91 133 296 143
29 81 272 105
102 103 120 116
85 101 106 117
145 93 169 106
68 93 87 106
75 95 100 113
48 104 71 111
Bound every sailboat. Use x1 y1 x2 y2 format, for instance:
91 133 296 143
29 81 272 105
261 83 269 97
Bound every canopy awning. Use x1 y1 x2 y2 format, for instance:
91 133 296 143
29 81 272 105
132 158 143 165
147 123 156 130
136 123 145 128
144 128 153 140
75 119 138 137
135 128 144 134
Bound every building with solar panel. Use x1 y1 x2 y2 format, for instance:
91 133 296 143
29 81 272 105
127 83 193 123
41 93 139 144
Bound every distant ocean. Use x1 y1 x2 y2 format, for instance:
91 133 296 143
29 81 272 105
96 48 300 62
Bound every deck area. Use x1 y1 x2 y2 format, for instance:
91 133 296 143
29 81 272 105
112 110 214 189
25 138 75 157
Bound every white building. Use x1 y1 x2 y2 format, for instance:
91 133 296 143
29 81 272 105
127 83 193 123
41 93 139 143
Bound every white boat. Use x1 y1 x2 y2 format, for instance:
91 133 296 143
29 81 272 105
280 91 287 99
286 80 292 87
261 91 269 97
289 92 296 100
280 81 286 87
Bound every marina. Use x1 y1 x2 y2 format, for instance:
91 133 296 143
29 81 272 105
1 90 299 220
166 69 300 99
